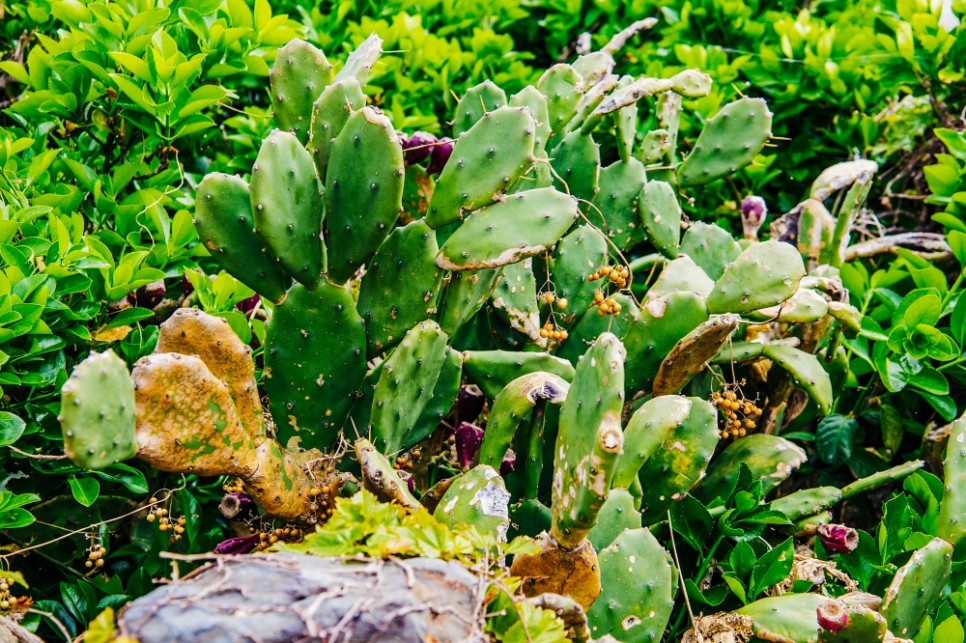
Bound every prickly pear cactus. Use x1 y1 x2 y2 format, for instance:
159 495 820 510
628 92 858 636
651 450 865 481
60 350 137 470
880 537 952 639
269 39 333 144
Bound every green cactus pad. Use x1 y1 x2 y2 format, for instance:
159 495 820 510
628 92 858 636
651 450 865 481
357 220 443 357
462 350 576 400
251 129 325 288
550 224 609 319
453 80 508 136
426 106 536 229
370 321 450 456
587 488 642 552
509 86 552 155
593 159 647 250
324 106 405 283
624 292 709 395
761 345 833 415
639 180 682 259
131 352 257 477
333 33 382 85
269 39 333 144
677 97 773 187
738 594 825 643
769 486 842 521
697 434 808 504
613 395 693 490
434 465 511 540
679 222 742 281
437 187 578 271
587 528 675 643
194 173 290 302
556 293 638 365
509 498 552 539
354 438 421 511
653 313 739 396
670 69 713 98
478 371 569 468
552 333 625 548
572 52 615 86
750 287 829 323
614 76 639 163
409 347 462 450
637 397 718 522
938 412 966 546
647 255 715 300
308 78 366 183
538 64 583 141
60 350 137 470
711 341 766 365
437 268 504 335
639 128 671 165
490 260 542 344
707 239 806 314
881 537 952 639
264 281 366 449
550 129 600 203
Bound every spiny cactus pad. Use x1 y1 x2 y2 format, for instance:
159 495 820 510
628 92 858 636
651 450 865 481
269 39 333 144
308 78 366 183
61 350 137 470
453 80 508 136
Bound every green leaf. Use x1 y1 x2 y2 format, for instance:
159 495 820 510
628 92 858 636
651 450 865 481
730 540 756 579
93 463 148 495
816 414 859 466
879 403 904 455
670 495 712 552
935 615 965 643
902 292 942 328
750 537 794 599
69 476 101 507
0 411 26 446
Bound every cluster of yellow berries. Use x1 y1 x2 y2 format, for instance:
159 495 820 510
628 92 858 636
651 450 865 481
539 323 568 341
145 500 186 540
592 290 622 316
542 292 569 309
711 387 763 439
255 526 302 551
224 479 244 494
0 578 27 611
84 544 107 571
588 265 629 289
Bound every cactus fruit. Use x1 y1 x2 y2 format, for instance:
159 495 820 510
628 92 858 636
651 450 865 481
706 239 806 314
264 282 366 449
433 465 511 540
453 80 508 136
194 173 290 302
356 220 443 357
462 350 575 399
881 537 952 639
817 600 887 642
677 97 773 187
587 528 675 643
436 187 579 271
938 411 966 546
60 350 137 470
696 434 807 504
250 130 325 288
308 78 366 182
639 180 682 259
323 106 405 283
426 106 537 229
652 313 740 396
269 38 333 144
593 159 647 249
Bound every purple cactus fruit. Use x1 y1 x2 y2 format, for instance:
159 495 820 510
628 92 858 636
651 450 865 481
213 534 259 555
455 422 484 470
397 469 416 494
741 195 767 240
500 449 517 476
128 279 166 309
817 523 859 553
181 273 195 296
457 385 485 424
219 492 256 521
426 137 454 175
401 131 437 166
816 599 849 634
236 293 261 316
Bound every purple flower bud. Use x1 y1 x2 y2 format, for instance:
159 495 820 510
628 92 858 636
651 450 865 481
219 492 256 521
397 469 415 494
741 195 767 240
816 599 849 634
500 449 517 476
235 293 261 315
181 274 195 296
817 523 859 553
401 131 437 166
128 280 166 309
426 137 454 175
455 422 484 470
457 385 485 424
213 534 259 555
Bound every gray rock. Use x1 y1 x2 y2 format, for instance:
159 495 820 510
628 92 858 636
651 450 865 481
119 554 487 642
